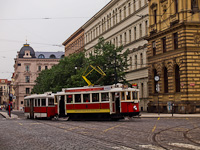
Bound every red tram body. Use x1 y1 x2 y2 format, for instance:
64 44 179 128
24 92 57 119
24 84 140 120
55 84 140 120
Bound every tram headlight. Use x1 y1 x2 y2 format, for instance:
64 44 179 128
133 105 137 111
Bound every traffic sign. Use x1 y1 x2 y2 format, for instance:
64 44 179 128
154 76 160 81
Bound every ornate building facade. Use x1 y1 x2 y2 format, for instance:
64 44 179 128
82 0 149 111
0 79 10 105
13 44 64 110
147 0 200 113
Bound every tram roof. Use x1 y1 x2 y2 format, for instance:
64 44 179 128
55 84 139 95
24 92 54 99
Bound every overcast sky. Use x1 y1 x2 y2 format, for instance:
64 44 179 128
0 0 111 80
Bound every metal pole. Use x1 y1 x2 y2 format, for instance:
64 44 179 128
158 94 160 115
114 50 117 86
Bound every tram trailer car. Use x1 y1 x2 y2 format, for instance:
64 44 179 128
24 92 57 119
55 84 140 120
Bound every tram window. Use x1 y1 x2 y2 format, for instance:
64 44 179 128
27 99 30 107
41 99 46 106
132 91 138 99
121 92 125 100
101 93 109 101
48 98 54 106
67 95 73 103
35 99 37 107
92 93 99 102
75 94 81 103
83 94 90 102
38 99 41 106
126 91 131 100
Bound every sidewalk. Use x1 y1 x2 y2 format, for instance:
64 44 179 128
0 111 18 119
140 112 200 118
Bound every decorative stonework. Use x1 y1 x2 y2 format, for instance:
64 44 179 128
164 60 175 71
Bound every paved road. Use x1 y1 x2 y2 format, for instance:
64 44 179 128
0 116 200 150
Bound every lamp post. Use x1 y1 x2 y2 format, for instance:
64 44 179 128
154 75 160 115
75 66 77 75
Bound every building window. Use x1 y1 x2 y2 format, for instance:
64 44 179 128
129 30 132 42
134 26 137 40
130 57 132 69
38 54 45 58
175 0 178 13
164 67 168 93
124 32 127 44
154 9 157 24
174 32 178 49
119 9 122 21
139 24 142 38
139 0 141 8
25 65 29 72
21 101 23 104
175 65 180 92
145 20 148 35
124 6 126 18
128 3 131 15
191 0 199 12
135 55 137 69
162 37 166 53
26 88 30 94
120 35 122 45
45 66 48 70
133 0 136 12
38 66 41 71
141 83 144 98
50 54 56 58
140 53 143 66
116 37 118 47
152 41 156 56
25 76 30 83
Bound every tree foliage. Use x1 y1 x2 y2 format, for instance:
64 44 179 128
32 37 129 94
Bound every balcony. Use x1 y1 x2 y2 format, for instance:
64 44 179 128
170 13 179 26
149 24 157 35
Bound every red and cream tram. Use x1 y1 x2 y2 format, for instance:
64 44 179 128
24 92 57 119
55 84 140 120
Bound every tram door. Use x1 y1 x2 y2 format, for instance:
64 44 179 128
30 99 34 119
59 96 65 117
115 92 120 113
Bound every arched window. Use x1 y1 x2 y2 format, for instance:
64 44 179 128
164 67 168 93
49 54 56 58
38 54 45 58
175 65 180 92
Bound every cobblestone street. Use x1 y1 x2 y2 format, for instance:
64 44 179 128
0 115 200 150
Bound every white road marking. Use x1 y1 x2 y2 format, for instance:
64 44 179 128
169 143 200 150
112 146 135 150
139 145 165 150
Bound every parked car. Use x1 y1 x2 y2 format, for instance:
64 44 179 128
0 106 2 110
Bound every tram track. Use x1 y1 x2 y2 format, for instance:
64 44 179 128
152 121 200 150
34 119 147 149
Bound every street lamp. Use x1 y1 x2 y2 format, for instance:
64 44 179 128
75 66 77 74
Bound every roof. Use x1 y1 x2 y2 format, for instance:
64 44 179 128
19 44 35 58
35 51 64 59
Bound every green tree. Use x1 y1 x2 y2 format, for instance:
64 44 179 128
87 37 129 85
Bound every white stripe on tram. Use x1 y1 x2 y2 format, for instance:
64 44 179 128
139 145 165 150
169 143 200 150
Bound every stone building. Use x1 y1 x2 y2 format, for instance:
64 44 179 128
13 43 64 110
82 0 149 111
63 28 84 56
147 0 200 113
0 79 10 105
